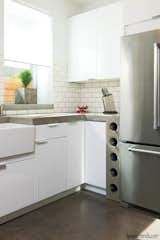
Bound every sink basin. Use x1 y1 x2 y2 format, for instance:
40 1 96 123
0 123 35 159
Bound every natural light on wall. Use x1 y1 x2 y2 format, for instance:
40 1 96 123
1 0 53 104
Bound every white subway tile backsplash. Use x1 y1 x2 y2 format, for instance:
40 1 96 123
3 63 120 114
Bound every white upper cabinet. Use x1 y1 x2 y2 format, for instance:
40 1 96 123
68 9 97 82
97 2 123 79
124 0 160 26
68 1 123 82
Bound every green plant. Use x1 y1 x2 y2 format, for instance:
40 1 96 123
19 70 32 88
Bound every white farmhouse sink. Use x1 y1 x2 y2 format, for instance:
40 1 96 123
0 123 35 158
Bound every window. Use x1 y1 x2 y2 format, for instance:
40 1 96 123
0 0 53 104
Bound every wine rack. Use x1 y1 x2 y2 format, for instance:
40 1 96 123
106 115 120 202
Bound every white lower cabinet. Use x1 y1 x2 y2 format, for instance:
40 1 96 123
0 155 35 218
67 122 84 189
35 122 84 201
36 137 67 201
85 122 106 189
0 121 107 220
35 124 68 201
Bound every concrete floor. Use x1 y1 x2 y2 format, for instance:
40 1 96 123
0 191 160 240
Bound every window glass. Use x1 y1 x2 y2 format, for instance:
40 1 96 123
0 0 53 104
4 0 53 66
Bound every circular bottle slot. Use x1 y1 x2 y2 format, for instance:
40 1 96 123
110 184 118 192
110 168 118 177
110 152 118 161
110 122 118 131
110 138 118 147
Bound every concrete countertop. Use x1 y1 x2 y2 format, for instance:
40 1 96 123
0 113 119 125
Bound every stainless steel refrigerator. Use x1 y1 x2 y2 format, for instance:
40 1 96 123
120 30 160 213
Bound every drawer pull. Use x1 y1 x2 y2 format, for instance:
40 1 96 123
35 139 48 145
0 164 7 170
152 15 160 20
128 146 160 156
48 124 59 128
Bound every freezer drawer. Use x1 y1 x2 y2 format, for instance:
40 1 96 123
120 142 160 213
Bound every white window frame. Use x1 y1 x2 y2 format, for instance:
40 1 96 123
0 0 54 104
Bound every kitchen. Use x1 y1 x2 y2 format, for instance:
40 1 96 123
0 0 160 240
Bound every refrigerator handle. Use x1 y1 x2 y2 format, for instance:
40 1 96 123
154 43 160 130
128 146 160 156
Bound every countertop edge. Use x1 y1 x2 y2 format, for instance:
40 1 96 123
0 114 119 125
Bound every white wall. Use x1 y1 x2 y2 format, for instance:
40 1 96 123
0 0 82 105
0 0 4 58
20 0 82 106
17 0 82 71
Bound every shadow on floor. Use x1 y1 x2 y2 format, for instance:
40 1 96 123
0 191 159 240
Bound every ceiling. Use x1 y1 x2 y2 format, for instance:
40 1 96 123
70 0 97 4
70 0 119 7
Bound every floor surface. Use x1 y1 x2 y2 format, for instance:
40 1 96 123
0 191 160 240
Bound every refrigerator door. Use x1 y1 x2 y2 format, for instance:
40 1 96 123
120 30 160 146
120 142 160 213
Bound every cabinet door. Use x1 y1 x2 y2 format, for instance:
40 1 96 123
124 0 160 26
0 156 35 218
36 137 67 201
154 0 160 17
67 122 84 189
97 2 123 79
85 122 106 189
68 10 97 82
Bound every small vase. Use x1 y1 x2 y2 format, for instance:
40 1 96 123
15 88 37 104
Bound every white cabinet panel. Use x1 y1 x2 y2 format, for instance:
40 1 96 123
0 156 35 218
154 0 160 17
124 0 160 26
68 2 123 82
36 122 84 201
0 123 35 158
97 2 123 79
36 137 67 201
67 122 84 189
68 10 97 82
36 123 67 140
85 122 106 189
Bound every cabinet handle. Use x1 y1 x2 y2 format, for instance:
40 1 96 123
152 15 160 20
48 124 59 128
35 139 48 144
0 164 7 170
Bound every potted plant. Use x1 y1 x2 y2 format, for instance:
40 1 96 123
15 70 37 104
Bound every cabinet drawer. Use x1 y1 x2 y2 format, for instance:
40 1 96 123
0 156 35 218
36 123 68 140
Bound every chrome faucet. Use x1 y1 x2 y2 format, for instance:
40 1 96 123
0 105 4 116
